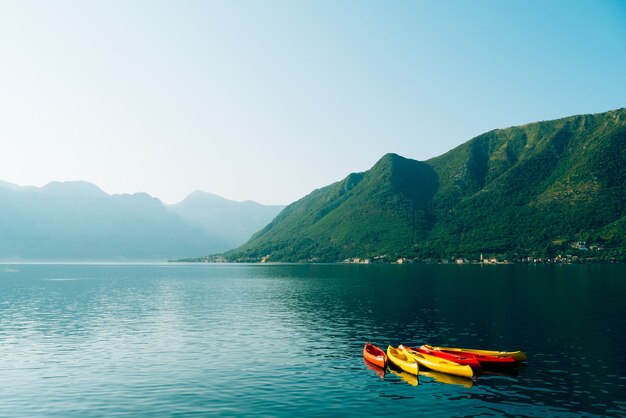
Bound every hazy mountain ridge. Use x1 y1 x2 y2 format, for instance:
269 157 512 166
226 108 626 262
0 182 281 260
167 191 284 249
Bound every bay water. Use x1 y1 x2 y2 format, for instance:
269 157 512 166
0 263 624 417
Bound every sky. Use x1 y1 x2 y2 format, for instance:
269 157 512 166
0 0 625 205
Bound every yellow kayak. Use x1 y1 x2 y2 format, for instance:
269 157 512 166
428 345 527 362
400 345 474 379
387 346 419 375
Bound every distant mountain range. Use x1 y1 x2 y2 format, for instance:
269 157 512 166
168 191 285 250
0 181 283 260
222 108 626 262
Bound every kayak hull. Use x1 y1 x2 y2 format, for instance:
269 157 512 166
463 353 517 367
387 345 419 375
428 345 527 362
401 345 474 379
417 345 481 369
363 342 387 369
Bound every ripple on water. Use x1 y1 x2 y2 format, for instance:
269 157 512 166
0 263 625 417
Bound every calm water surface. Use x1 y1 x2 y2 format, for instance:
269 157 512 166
0 263 625 417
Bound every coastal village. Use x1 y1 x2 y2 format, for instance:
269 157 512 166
342 255 510 265
188 240 618 264
340 241 612 265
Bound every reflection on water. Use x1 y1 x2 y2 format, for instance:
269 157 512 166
389 368 419 386
377 359 473 388
420 370 473 388
363 358 385 379
0 263 625 417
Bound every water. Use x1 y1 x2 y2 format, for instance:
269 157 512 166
0 263 625 417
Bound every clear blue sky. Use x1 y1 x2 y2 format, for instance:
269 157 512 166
1 0 624 204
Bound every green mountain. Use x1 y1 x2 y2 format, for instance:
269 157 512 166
227 108 626 262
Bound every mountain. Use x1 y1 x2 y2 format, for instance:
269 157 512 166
0 180 37 192
168 191 284 249
227 108 626 262
0 182 279 260
40 180 109 198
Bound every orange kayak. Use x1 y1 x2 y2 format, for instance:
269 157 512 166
363 342 387 369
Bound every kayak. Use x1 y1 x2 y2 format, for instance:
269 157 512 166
363 342 387 369
421 345 517 367
400 345 474 379
417 345 481 369
387 345 419 375
427 345 527 362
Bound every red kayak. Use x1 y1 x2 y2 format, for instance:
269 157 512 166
363 342 387 369
420 345 517 367
416 345 482 369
